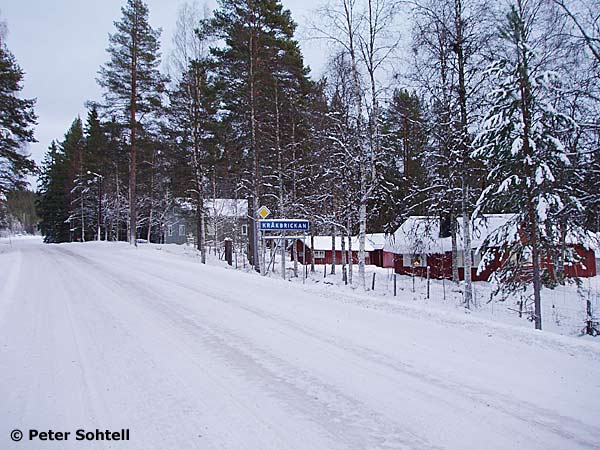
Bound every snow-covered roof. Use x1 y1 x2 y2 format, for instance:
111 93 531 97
365 233 387 250
384 214 515 254
205 199 248 217
175 198 248 217
305 233 386 252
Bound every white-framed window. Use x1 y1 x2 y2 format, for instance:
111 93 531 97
314 250 326 259
403 253 427 267
179 224 185 236
241 224 248 236
167 225 173 237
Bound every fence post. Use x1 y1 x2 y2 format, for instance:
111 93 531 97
427 265 430 299
224 238 233 266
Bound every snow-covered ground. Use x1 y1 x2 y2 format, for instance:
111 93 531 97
1 237 599 450
161 240 600 338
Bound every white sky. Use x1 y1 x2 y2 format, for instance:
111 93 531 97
1 0 328 188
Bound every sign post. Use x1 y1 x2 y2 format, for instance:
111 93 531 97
259 219 310 278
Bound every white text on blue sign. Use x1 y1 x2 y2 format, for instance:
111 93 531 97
259 220 310 231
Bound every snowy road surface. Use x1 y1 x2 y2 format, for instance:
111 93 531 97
1 238 600 450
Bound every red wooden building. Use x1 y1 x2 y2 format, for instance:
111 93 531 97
384 215 597 281
292 234 392 267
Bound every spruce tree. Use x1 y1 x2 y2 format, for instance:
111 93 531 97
474 1 583 329
374 89 429 232
37 141 70 243
97 0 166 245
166 58 218 262
62 118 86 241
82 107 109 240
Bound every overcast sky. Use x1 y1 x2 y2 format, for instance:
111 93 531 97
2 0 327 189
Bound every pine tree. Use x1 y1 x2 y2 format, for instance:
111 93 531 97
210 0 312 272
97 0 167 245
0 40 36 197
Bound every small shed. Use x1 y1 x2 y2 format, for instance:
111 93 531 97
364 233 392 267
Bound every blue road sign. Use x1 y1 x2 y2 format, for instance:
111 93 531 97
259 219 310 231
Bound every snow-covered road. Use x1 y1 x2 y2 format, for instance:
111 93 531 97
1 238 599 450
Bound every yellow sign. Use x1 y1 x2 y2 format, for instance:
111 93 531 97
257 206 271 219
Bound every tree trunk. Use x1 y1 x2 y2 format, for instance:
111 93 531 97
249 30 260 273
146 148 156 243
331 224 336 275
529 206 543 330
310 225 315 273
347 215 353 285
517 0 542 330
276 83 286 279
462 182 473 308
343 0 367 289
129 34 138 247
358 202 367 289
451 212 459 284
341 229 347 283
454 0 473 309
197 196 206 263
293 237 299 277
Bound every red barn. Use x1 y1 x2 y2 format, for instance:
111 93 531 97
291 233 391 266
384 215 597 281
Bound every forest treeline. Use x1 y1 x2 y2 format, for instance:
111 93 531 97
1 0 599 328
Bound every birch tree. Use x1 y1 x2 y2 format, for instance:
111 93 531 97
408 0 491 305
313 0 398 288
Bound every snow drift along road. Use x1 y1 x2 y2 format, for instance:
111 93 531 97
1 238 599 450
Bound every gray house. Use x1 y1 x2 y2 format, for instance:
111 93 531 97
165 198 249 255
164 200 196 245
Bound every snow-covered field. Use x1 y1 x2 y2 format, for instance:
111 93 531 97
1 237 599 450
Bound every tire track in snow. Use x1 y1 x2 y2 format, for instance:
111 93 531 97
53 246 600 450
52 246 443 450
51 249 231 450
80 247 600 449
50 246 345 450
